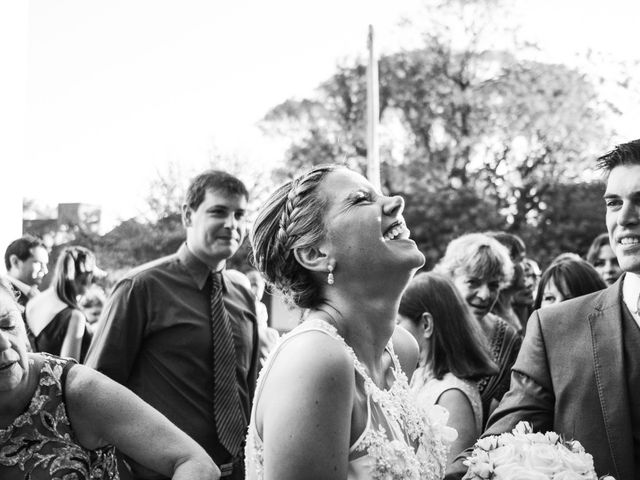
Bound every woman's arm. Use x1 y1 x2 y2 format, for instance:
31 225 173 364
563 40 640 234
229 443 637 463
436 389 479 464
65 364 220 480
259 331 354 480
60 309 86 361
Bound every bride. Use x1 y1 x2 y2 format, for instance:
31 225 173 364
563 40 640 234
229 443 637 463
247 164 455 480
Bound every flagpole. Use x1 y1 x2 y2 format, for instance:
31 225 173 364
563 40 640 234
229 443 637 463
366 24 381 191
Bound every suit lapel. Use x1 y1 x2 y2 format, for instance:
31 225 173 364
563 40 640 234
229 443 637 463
588 279 633 479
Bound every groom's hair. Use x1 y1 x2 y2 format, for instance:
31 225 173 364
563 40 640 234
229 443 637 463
596 139 640 174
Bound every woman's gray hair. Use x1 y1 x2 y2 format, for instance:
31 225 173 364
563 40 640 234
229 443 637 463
435 232 514 288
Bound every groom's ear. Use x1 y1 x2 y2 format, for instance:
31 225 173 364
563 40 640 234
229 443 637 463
293 245 330 273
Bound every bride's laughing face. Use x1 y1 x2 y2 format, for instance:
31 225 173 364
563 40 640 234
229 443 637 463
318 169 425 281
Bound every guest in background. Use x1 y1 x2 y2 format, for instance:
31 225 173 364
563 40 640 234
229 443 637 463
435 233 520 424
0 275 220 480
25 246 100 362
80 283 107 326
4 234 49 309
534 259 607 309
398 271 497 465
512 257 541 333
86 170 259 480
586 232 622 285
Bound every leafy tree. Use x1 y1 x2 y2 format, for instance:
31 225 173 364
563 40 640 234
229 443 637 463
259 0 625 264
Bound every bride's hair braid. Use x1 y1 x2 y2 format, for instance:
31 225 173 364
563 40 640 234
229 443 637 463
251 164 340 309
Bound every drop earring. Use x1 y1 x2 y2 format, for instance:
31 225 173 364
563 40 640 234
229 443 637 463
327 265 335 285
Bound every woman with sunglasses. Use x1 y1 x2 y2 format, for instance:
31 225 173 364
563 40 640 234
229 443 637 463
25 245 100 362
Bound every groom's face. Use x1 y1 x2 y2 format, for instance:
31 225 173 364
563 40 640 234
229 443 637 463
605 164 640 275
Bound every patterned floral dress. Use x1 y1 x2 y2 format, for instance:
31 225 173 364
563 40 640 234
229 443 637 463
245 319 455 480
0 354 119 479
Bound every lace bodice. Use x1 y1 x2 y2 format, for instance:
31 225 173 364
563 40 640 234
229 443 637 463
410 370 483 435
0 354 119 480
245 319 454 480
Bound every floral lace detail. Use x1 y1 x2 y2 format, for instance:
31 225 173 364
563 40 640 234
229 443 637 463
357 426 423 480
0 354 119 480
350 344 455 480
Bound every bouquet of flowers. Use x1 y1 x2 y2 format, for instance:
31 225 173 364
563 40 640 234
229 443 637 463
463 422 615 480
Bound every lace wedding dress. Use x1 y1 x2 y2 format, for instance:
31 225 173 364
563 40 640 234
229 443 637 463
245 318 456 480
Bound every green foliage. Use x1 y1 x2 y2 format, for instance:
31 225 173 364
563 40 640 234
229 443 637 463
402 186 505 270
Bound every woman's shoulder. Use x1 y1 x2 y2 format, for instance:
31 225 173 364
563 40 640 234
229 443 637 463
391 325 419 378
273 321 355 374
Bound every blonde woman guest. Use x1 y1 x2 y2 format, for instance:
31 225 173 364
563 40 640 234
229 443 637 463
247 165 453 480
398 272 497 465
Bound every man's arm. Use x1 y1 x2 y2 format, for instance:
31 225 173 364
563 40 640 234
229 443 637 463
445 311 555 479
84 278 147 383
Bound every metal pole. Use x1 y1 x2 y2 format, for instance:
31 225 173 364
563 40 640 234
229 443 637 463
366 24 381 191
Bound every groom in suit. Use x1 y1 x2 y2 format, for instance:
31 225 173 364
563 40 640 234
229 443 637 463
446 139 640 480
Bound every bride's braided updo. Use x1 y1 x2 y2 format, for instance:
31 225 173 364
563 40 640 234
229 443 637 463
250 165 341 309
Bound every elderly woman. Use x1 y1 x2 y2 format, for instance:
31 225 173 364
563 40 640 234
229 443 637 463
398 272 497 466
0 276 220 479
435 232 521 424
26 246 99 361
246 165 453 479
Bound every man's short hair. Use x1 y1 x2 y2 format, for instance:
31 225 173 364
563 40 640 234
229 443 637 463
596 139 640 173
184 170 249 211
4 234 46 270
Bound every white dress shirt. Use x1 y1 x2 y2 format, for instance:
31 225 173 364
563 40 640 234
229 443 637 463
622 272 640 329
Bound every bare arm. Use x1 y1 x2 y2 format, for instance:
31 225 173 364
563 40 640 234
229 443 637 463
259 332 354 480
60 309 86 361
436 389 479 465
65 364 220 480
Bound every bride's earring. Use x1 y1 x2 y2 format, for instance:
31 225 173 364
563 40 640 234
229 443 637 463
327 265 335 285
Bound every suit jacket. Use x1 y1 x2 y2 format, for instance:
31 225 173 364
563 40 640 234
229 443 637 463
446 277 634 479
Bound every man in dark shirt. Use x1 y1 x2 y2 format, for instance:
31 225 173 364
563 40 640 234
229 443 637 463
4 234 49 308
86 170 259 480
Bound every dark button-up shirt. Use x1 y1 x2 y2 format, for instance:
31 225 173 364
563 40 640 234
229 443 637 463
85 243 259 473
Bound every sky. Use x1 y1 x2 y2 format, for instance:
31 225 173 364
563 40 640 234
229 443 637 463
13 0 640 232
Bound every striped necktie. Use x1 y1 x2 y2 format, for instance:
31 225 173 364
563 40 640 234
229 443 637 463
210 272 246 457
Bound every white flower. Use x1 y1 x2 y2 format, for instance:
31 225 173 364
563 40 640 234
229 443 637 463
523 443 565 475
561 449 595 475
545 431 560 444
475 436 498 451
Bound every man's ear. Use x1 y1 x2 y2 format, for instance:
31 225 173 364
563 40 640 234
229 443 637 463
181 204 192 228
421 312 434 339
293 245 329 273
9 254 21 270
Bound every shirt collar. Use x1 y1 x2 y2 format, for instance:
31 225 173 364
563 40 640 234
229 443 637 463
622 272 640 315
177 243 227 291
